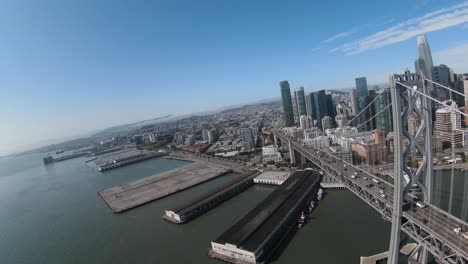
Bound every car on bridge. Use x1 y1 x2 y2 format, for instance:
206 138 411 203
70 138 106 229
415 200 426 208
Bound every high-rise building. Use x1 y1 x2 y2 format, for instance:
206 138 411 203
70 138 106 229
207 129 218 144
355 77 368 97
365 90 377 131
350 89 358 115
280 81 295 127
354 77 374 131
202 129 209 141
433 64 452 100
335 114 348 128
241 128 255 151
185 134 195 146
375 89 393 136
292 94 299 124
305 92 315 120
295 87 307 117
148 133 157 143
313 90 328 124
434 100 463 146
356 96 368 130
299 115 313 130
463 79 468 126
326 94 336 119
336 102 352 117
415 35 434 92
453 74 468 109
174 132 185 145
321 116 333 132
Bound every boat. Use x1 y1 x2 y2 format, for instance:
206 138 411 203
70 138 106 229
43 156 54 164
317 188 324 200
308 201 316 212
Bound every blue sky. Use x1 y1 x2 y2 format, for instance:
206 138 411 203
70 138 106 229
1 0 468 155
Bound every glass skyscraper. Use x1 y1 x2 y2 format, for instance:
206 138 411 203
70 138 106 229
280 81 295 127
355 77 371 130
433 64 451 100
241 128 255 151
305 92 315 120
416 35 434 94
313 90 334 128
375 89 393 135
295 87 307 117
355 77 368 97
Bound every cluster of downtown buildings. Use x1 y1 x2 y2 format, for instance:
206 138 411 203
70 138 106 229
278 35 468 166
58 36 468 169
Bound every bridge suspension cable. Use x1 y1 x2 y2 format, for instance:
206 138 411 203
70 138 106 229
396 81 468 119
355 103 392 129
424 77 467 99
343 86 389 128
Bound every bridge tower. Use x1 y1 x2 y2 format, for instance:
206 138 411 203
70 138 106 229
388 71 433 264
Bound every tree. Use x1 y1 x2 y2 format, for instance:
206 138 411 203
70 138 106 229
442 141 452 150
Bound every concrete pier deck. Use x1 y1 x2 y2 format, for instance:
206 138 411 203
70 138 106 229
99 161 232 213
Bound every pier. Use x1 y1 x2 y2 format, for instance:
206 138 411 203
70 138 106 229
96 150 168 172
209 170 322 264
43 151 90 164
163 170 260 224
99 161 232 213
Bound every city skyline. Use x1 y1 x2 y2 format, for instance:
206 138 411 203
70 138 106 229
2 0 468 156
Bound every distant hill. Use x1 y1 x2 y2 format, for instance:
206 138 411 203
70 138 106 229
90 115 172 138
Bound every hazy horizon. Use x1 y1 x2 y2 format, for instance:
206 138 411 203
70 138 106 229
2 0 468 156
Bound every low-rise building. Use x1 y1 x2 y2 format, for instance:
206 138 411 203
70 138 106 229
328 146 352 164
335 131 374 152
304 136 330 149
303 127 322 140
262 145 282 163
352 140 387 165
283 127 304 139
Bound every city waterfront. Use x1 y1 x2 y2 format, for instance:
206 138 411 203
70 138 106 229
0 153 465 263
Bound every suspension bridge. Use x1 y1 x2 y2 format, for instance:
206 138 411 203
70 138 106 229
273 71 468 264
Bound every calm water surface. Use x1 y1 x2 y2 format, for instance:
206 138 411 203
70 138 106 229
8 153 463 263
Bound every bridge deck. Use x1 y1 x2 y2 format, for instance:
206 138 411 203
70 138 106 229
275 131 468 263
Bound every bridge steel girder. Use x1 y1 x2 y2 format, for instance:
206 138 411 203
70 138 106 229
388 72 433 264
273 131 468 264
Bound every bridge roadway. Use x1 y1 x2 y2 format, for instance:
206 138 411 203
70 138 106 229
274 131 468 264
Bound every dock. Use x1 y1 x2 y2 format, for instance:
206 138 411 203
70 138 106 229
96 150 168 172
209 170 322 264
98 161 232 213
163 170 260 224
43 151 90 164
